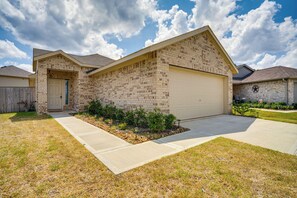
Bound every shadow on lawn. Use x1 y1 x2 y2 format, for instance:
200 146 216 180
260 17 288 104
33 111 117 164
9 111 51 122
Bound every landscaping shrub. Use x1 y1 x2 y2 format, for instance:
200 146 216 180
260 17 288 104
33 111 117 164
165 114 176 129
104 119 112 125
232 104 251 116
133 108 148 128
233 100 297 111
263 104 270 109
124 110 135 126
115 108 125 122
103 104 117 119
118 123 127 130
84 100 180 133
86 99 103 116
147 109 166 132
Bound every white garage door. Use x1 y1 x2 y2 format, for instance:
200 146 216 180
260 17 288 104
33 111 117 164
169 67 225 120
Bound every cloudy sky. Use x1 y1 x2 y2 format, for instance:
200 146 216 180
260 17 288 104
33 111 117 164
0 0 296 72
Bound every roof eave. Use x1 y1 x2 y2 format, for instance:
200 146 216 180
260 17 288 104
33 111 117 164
88 26 238 76
33 50 101 69
232 77 293 84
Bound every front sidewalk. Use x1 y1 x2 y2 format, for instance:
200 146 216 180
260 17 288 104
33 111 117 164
50 112 217 174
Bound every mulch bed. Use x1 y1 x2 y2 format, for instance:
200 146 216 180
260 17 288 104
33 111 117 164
74 113 189 144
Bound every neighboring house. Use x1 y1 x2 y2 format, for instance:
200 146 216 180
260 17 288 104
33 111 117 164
233 65 297 104
0 65 34 87
33 26 238 120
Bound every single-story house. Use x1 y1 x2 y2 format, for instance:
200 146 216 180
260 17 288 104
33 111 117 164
33 26 238 120
0 65 34 87
233 65 297 104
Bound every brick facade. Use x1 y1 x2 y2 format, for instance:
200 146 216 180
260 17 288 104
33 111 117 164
156 32 233 113
36 55 93 113
93 54 158 111
92 32 233 113
233 79 297 104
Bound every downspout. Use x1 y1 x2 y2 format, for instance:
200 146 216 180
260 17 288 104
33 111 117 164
287 78 289 104
284 78 289 104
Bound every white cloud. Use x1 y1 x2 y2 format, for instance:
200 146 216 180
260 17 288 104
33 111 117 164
147 0 297 69
3 61 32 72
250 54 277 69
145 5 190 46
0 39 28 59
189 0 237 38
221 1 297 66
0 0 158 59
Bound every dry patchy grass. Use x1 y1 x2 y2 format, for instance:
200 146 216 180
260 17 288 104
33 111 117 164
1 112 296 197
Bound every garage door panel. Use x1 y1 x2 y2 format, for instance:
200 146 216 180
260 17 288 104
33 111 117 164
169 67 224 120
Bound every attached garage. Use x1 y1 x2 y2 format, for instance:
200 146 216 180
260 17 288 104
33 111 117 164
169 66 227 120
86 26 238 119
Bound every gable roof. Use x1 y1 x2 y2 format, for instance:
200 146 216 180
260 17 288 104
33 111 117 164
88 26 238 76
234 66 297 84
33 48 114 71
0 65 32 78
233 64 255 80
237 64 255 72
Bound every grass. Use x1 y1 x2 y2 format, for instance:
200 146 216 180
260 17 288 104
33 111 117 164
241 110 297 124
74 113 188 144
1 112 297 197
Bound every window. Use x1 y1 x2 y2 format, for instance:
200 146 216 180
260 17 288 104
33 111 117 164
65 80 69 105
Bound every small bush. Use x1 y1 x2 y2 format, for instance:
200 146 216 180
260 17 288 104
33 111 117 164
103 104 117 119
86 99 102 116
134 108 148 128
165 114 176 129
118 123 127 130
115 108 125 122
233 104 250 116
263 104 270 109
147 109 166 132
288 105 294 110
104 119 112 125
125 110 135 126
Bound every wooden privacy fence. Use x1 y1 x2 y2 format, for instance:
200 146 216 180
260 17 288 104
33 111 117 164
0 87 36 113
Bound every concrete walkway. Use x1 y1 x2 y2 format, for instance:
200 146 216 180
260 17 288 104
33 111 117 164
50 113 297 174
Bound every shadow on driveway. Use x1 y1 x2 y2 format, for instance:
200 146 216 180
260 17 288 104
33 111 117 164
154 115 256 145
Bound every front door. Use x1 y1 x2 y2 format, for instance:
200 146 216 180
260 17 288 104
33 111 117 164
48 79 63 110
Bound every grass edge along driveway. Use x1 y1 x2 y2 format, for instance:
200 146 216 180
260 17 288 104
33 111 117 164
0 112 296 197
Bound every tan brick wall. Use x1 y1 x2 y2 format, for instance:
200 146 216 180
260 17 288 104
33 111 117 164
36 55 93 113
93 55 158 111
156 32 233 113
288 79 297 104
233 80 289 103
92 32 233 114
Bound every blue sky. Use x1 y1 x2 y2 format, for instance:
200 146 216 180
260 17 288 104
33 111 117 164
0 0 296 72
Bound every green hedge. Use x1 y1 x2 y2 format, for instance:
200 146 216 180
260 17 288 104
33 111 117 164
234 101 297 110
85 100 176 132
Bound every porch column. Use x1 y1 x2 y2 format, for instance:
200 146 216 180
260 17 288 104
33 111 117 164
36 66 48 114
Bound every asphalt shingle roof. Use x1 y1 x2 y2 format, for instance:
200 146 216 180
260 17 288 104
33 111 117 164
33 48 115 67
234 66 297 84
0 65 32 78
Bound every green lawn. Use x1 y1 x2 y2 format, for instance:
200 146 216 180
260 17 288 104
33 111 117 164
245 110 297 124
1 112 297 197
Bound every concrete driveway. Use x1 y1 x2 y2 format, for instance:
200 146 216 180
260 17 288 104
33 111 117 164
174 115 297 155
52 113 297 174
